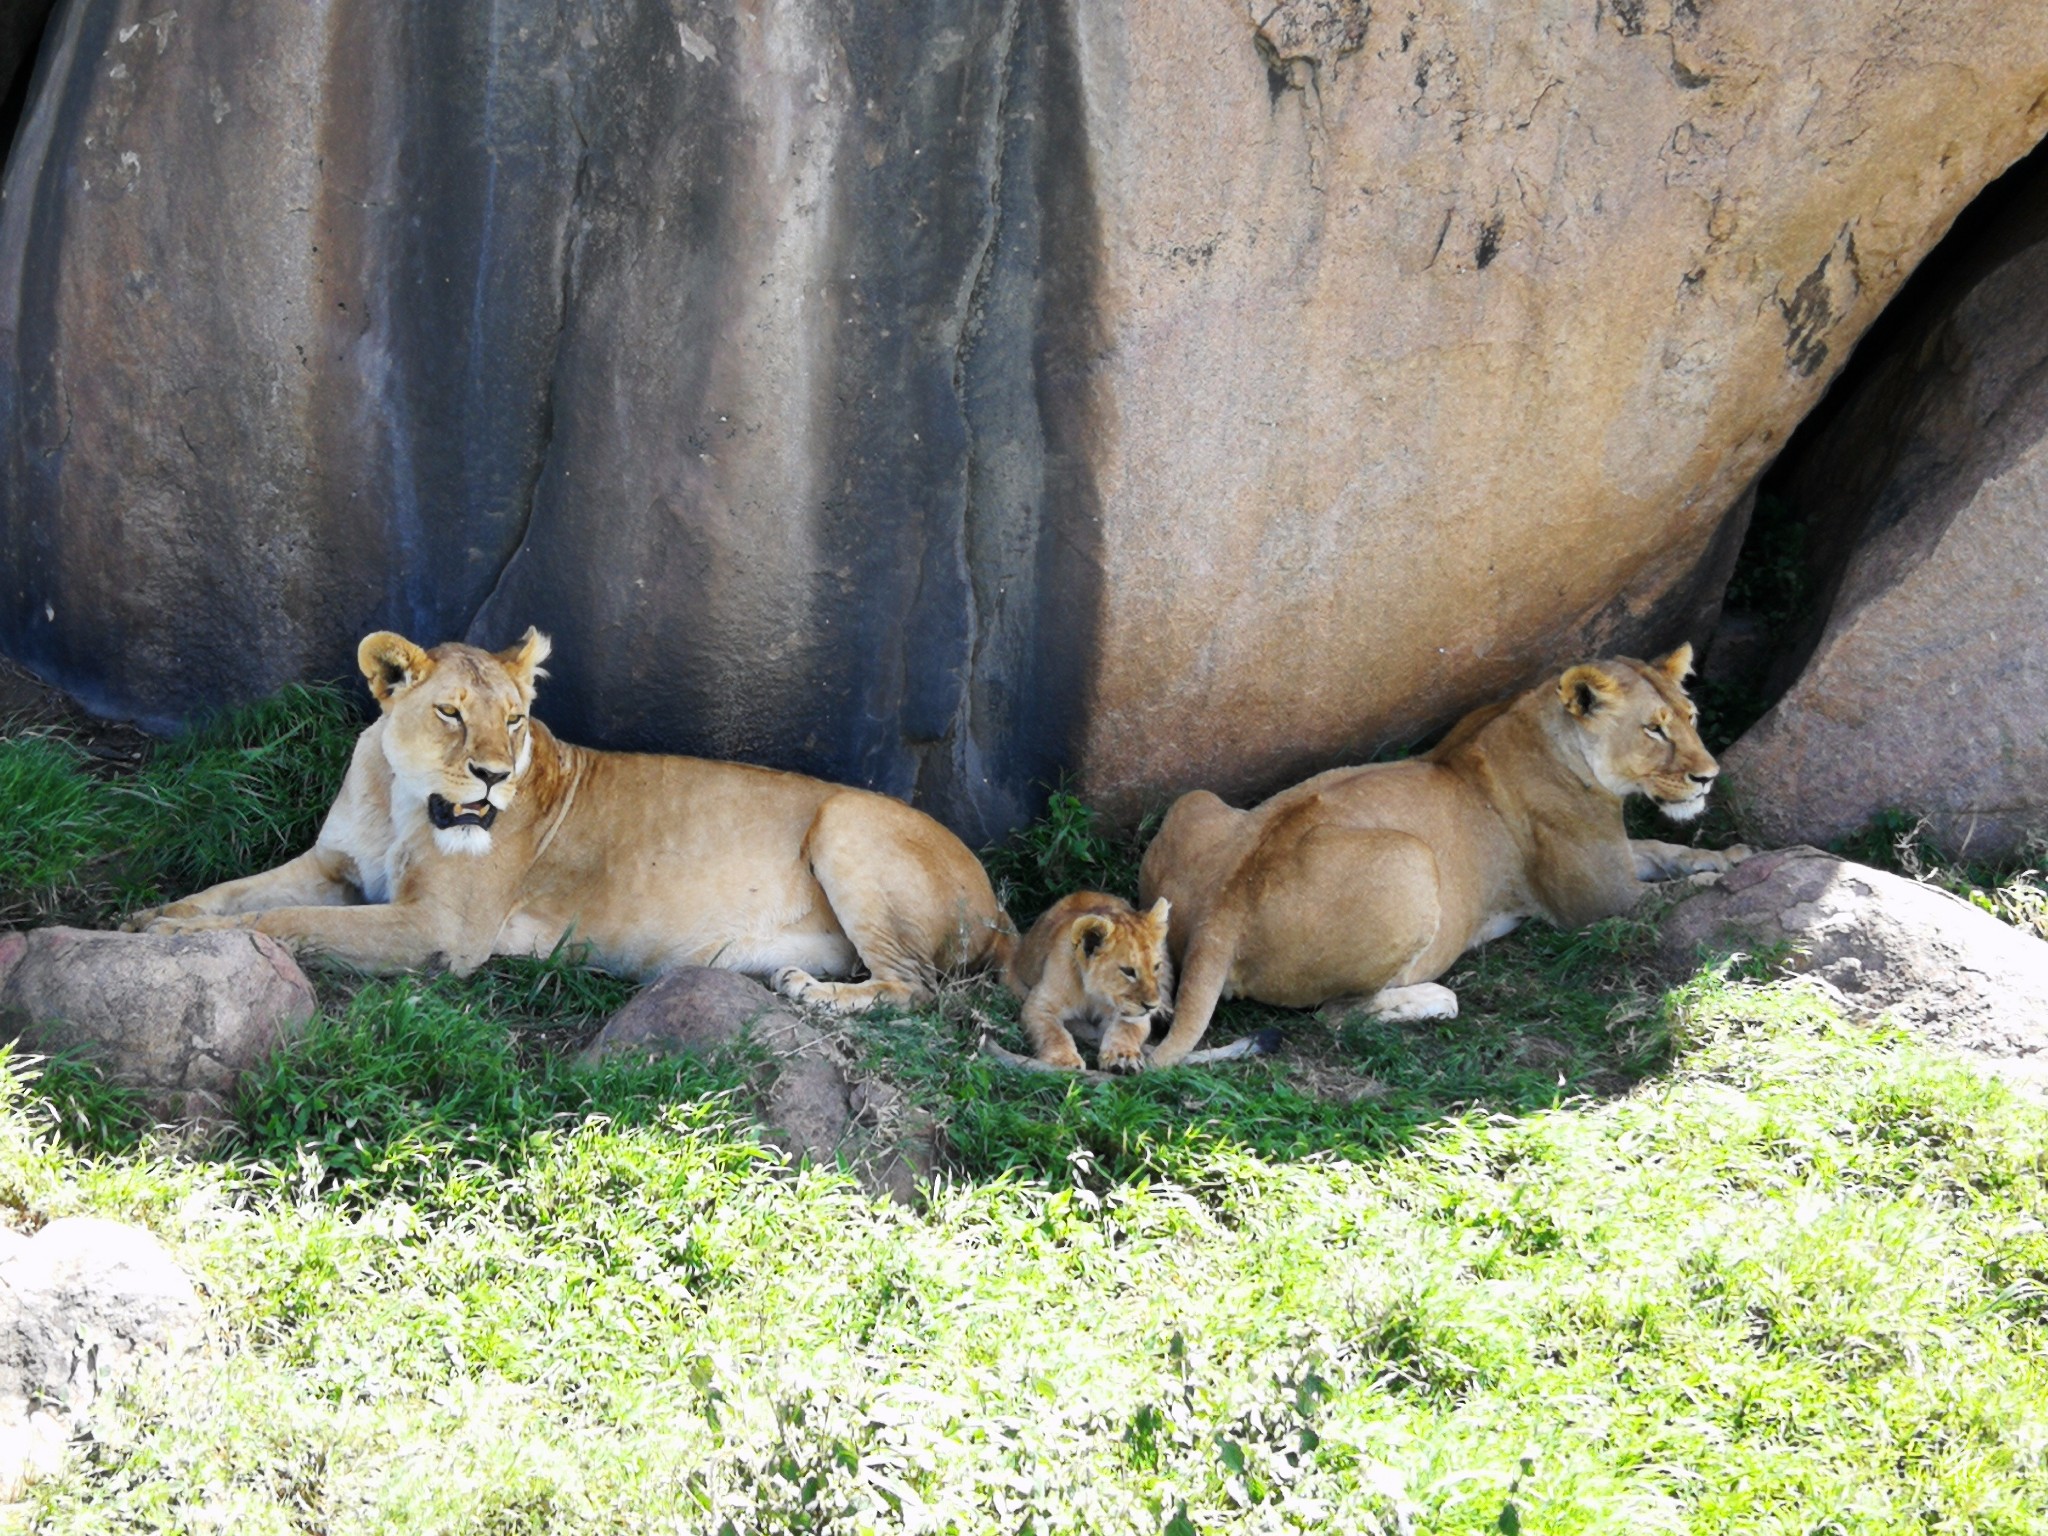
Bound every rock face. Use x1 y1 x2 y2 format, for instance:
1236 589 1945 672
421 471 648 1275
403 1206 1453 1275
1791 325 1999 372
1723 150 2048 856
0 1216 203 1498
581 966 932 1201
3 1 2047 835
1657 847 2048 1088
0 927 317 1123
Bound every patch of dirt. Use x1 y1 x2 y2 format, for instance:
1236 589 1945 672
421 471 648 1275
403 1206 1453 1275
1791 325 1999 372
0 655 152 770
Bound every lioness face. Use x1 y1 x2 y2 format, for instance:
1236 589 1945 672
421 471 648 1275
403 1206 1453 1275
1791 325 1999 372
358 627 552 853
1558 644 1719 823
1074 897 1174 1025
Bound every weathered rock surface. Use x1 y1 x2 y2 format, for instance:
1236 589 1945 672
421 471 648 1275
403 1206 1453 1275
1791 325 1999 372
581 967 932 1201
1657 847 2048 1087
0 1216 203 1499
2 1 2047 834
0 927 316 1123
1724 150 2048 856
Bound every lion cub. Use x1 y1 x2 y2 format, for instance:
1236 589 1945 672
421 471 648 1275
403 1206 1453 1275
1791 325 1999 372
1003 893 1173 1073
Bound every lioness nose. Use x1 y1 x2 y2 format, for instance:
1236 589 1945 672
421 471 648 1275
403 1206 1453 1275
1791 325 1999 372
471 763 509 788
1688 770 1716 786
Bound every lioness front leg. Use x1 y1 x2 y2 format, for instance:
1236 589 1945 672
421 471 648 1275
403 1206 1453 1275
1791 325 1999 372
124 848 358 930
1630 840 1753 881
155 903 491 975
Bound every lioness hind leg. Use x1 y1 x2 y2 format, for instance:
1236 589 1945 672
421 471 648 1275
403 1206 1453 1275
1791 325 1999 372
1326 981 1457 1023
784 791 1008 1014
772 966 923 1014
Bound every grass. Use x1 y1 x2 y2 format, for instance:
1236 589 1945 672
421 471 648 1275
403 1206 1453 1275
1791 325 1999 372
3 692 2048 1530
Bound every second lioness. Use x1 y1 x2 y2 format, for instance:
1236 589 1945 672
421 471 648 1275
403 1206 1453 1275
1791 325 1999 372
134 629 1012 1007
1137 645 1748 1067
1003 892 1173 1073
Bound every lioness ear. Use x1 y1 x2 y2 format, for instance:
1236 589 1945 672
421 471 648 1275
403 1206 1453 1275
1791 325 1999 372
358 632 433 710
1652 642 1695 686
1074 914 1113 958
495 626 553 691
1558 663 1623 719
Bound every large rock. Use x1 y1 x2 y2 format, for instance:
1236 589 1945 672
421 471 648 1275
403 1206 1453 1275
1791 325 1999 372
1658 847 2048 1087
1723 150 2048 855
0 926 317 1123
3 1 2047 833
0 1216 204 1498
581 967 932 1201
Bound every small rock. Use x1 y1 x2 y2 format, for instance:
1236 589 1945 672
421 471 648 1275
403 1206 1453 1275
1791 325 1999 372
0 1217 204 1499
0 928 317 1126
581 967 934 1200
1657 847 2048 1088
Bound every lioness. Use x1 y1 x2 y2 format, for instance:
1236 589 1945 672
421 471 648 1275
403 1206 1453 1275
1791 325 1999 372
1002 892 1173 1074
132 629 1014 1008
1136 645 1747 1067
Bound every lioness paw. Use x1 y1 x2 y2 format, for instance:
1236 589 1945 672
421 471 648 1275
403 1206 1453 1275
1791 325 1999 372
1724 844 1755 865
771 966 815 1001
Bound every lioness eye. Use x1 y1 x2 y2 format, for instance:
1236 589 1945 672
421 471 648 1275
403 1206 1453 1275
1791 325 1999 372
436 705 461 723
507 715 524 730
1645 723 1667 741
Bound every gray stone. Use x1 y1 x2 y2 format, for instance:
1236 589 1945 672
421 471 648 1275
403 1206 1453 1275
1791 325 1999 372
1657 847 2048 1087
0 927 317 1124
581 967 934 1199
0 1216 203 1499
5 1 2048 837
1725 148 2048 856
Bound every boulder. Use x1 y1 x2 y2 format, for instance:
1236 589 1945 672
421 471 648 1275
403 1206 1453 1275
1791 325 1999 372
1723 149 2048 856
0 927 317 1124
1657 847 2048 1087
581 967 933 1201
0 1216 204 1499
3 1 2047 834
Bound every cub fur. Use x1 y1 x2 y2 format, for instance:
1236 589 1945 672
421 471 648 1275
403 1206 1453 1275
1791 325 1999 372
1003 892 1173 1073
1137 645 1749 1067
130 628 1014 1010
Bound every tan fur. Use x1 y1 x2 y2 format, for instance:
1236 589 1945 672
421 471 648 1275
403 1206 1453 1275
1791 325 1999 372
1136 646 1749 1067
130 629 1015 1010
1002 893 1173 1073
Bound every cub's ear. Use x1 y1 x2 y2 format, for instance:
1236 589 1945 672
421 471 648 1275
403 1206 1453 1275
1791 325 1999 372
1073 914 1113 958
495 626 553 690
1652 642 1695 686
358 632 433 710
1558 663 1624 719
1144 896 1171 930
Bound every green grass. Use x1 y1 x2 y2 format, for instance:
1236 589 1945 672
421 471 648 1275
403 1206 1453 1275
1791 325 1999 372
0 683 361 928
5 695 2048 1530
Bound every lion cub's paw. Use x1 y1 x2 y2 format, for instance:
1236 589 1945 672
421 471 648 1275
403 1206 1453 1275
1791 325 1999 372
1097 1022 1148 1075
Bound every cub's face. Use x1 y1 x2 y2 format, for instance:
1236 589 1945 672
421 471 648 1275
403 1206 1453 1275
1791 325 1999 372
359 628 552 854
1074 897 1174 1023
1558 643 1719 822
